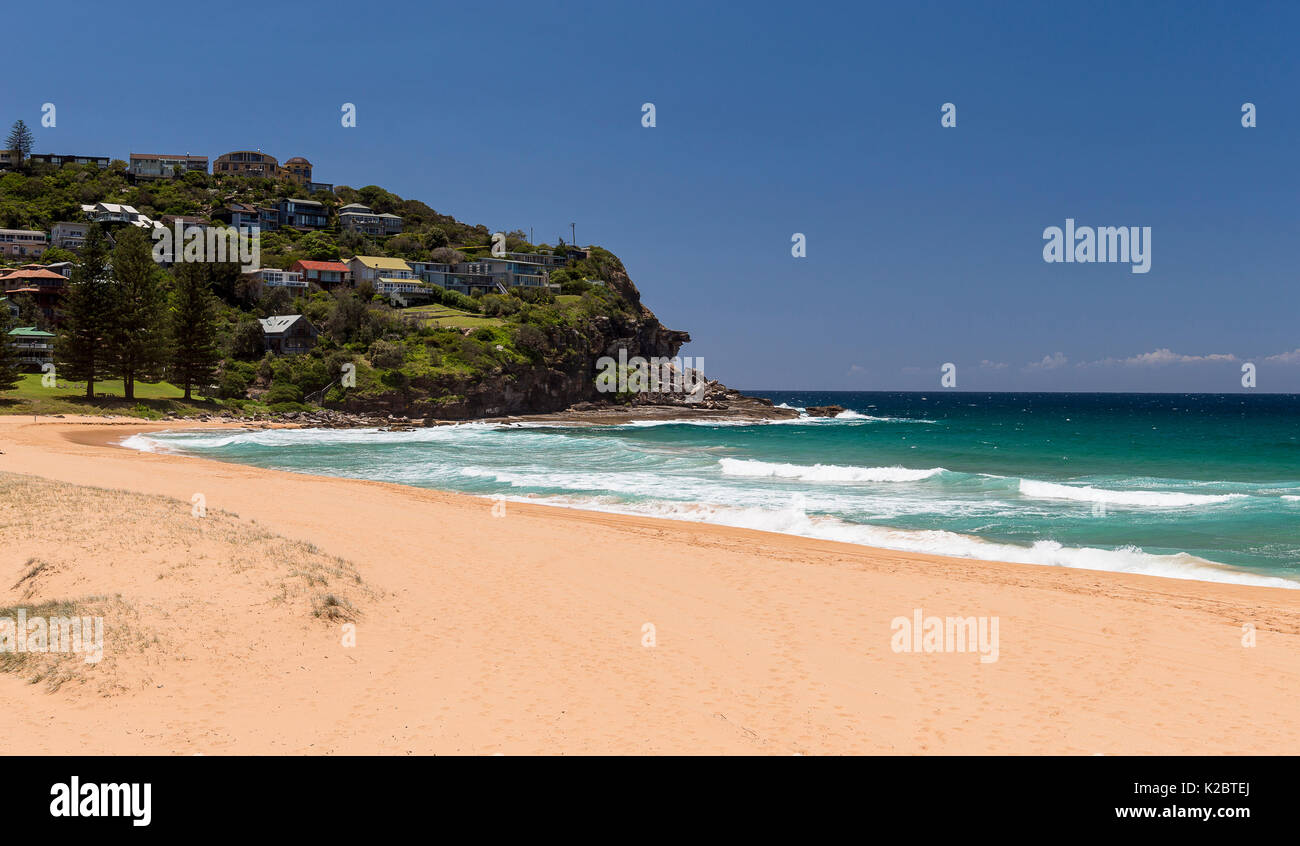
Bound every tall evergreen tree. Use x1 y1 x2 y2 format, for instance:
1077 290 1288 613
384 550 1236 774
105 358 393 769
5 119 34 165
106 227 167 400
0 308 21 392
169 261 222 400
54 224 115 398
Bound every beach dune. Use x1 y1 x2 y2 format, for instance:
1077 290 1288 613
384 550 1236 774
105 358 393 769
1 416 1298 755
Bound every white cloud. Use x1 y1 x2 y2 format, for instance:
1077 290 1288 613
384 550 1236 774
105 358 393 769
1263 349 1300 364
1079 348 1238 368
1025 352 1068 371
979 360 1008 370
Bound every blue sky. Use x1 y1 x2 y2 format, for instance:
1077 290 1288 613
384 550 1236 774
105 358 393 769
4 0 1298 391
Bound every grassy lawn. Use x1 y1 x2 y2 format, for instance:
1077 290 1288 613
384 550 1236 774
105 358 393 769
404 304 505 330
0 373 224 418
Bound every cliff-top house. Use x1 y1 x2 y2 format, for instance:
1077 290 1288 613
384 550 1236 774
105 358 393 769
129 153 209 179
339 203 403 237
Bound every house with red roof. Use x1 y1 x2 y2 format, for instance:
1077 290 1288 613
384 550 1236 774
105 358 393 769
2 267 70 322
290 259 352 290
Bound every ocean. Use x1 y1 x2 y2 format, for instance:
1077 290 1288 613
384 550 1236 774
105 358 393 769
124 391 1300 588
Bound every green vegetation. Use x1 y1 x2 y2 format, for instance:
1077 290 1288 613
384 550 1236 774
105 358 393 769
0 373 219 418
404 304 504 330
1 151 644 418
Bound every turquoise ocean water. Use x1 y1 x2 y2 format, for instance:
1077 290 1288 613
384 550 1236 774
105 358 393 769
126 392 1300 588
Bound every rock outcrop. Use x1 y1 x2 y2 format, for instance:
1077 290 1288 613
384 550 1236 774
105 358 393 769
326 264 788 422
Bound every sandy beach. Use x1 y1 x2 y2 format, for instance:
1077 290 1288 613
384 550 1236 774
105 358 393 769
1 414 1298 755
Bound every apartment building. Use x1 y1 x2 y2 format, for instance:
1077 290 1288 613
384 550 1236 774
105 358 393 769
282 157 313 186
129 153 209 179
0 229 48 258
460 257 555 290
50 221 89 250
437 272 501 296
278 198 328 229
338 203 402 236
0 149 16 170
30 153 110 168
214 150 280 178
502 251 568 268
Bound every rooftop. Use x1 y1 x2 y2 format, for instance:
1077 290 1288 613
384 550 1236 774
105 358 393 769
295 260 351 272
258 314 307 334
352 255 412 270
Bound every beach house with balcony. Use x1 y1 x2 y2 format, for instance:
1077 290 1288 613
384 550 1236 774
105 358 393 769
459 256 555 290
80 202 163 231
348 255 414 285
291 259 352 289
6 327 55 370
278 198 328 229
339 203 402 236
128 153 209 179
30 153 110 169
1 268 68 322
248 268 307 291
0 229 48 259
50 221 89 250
258 314 318 355
212 203 261 230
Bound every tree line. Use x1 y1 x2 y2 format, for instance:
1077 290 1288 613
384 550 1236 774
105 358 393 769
55 223 223 400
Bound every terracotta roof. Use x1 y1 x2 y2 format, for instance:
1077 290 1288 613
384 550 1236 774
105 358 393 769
3 269 67 282
294 260 350 272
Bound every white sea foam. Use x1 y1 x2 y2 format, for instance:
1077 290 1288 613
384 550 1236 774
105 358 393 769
1018 479 1244 508
118 433 175 454
508 495 1298 589
127 426 1299 589
719 458 944 483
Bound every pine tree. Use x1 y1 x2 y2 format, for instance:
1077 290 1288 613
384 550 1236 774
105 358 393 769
105 227 167 401
5 119 34 165
54 224 114 399
169 261 222 400
0 310 21 392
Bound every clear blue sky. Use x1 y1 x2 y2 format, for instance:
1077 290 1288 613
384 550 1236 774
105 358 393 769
4 0 1297 391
